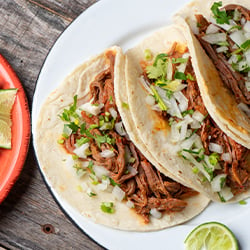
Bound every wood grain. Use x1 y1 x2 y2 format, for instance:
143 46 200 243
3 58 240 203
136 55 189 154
0 0 104 249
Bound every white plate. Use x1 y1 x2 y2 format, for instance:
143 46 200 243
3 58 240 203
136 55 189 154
32 0 250 249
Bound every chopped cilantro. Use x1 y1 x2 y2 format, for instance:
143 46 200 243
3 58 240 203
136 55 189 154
146 54 168 80
240 39 250 50
88 192 97 197
174 71 187 80
211 1 230 24
60 95 78 121
87 161 94 174
66 122 79 134
95 134 115 147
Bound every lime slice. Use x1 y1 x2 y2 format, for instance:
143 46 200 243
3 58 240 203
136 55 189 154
0 88 18 149
184 222 239 250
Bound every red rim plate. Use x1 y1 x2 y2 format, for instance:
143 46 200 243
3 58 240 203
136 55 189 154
0 54 30 204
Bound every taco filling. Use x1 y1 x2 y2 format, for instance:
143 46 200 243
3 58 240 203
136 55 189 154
194 2 250 115
139 43 250 201
58 50 198 223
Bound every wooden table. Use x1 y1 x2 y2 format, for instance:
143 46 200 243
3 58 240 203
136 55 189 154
0 1 104 249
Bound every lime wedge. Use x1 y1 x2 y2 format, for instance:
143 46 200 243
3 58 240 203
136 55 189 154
0 88 18 149
184 222 239 250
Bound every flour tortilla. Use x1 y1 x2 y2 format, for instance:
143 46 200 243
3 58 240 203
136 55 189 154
125 25 250 203
173 0 250 149
35 46 209 231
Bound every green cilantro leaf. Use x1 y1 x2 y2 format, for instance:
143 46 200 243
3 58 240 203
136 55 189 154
211 1 230 24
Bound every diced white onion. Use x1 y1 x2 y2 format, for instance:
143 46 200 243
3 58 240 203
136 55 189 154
221 152 232 163
174 91 188 112
127 166 138 175
79 99 104 116
126 200 135 208
220 186 234 201
216 46 228 53
112 185 125 201
93 165 110 180
204 155 216 171
139 76 153 94
145 95 155 106
229 30 247 47
150 208 162 219
151 104 162 112
191 120 201 129
228 54 239 64
206 24 220 34
86 187 96 197
171 121 181 143
243 21 250 33
73 143 90 158
115 121 126 136
179 122 188 141
238 102 250 116
100 149 115 158
245 81 250 92
180 133 198 150
181 151 211 181
176 61 187 73
245 32 250 39
210 17 236 31
166 57 173 80
241 17 246 26
109 107 117 120
202 33 227 44
168 97 182 119
192 110 205 122
96 177 110 191
193 136 204 150
244 49 250 66
209 143 223 154
211 174 227 192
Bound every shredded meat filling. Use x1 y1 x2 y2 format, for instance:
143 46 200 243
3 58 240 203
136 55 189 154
63 51 197 223
195 7 250 105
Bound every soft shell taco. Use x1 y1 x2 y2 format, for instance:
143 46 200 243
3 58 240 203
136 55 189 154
34 46 209 231
125 25 250 203
174 0 250 148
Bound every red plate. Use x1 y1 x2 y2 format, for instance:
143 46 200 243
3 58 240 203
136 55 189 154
0 54 30 204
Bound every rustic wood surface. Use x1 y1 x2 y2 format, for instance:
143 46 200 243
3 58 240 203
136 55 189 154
0 0 105 249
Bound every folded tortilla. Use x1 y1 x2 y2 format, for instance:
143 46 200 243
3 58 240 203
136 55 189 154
34 46 209 231
125 25 250 203
174 0 250 149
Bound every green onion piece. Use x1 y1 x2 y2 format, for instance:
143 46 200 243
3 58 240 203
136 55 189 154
76 137 90 146
150 85 168 111
109 178 121 187
100 202 115 214
186 73 195 81
122 102 129 109
144 49 152 60
88 192 97 197
218 192 226 202
192 167 199 174
182 109 194 117
172 57 188 64
239 200 247 205
209 152 220 166
57 139 64 144
72 154 79 160
89 124 99 130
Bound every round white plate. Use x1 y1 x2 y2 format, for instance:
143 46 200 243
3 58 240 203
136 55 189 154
32 0 250 249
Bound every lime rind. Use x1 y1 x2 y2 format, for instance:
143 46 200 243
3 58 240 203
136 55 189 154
185 222 239 250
